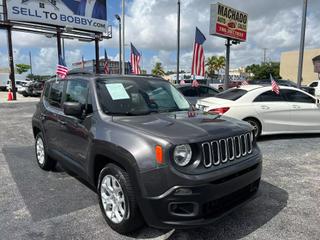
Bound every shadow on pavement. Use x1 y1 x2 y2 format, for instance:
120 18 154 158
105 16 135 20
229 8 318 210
258 133 320 142
3 145 97 222
170 180 288 240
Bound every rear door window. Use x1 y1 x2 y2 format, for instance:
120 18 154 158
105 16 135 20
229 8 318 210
180 87 198 97
254 91 286 102
48 80 65 108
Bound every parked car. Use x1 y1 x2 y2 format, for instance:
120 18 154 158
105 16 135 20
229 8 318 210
0 78 7 91
176 84 219 105
196 85 320 138
19 80 45 97
32 73 262 234
6 79 31 92
248 79 314 95
308 80 320 98
209 79 242 91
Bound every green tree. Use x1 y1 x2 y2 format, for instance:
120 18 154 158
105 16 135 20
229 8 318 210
245 62 281 80
206 56 225 78
16 64 31 74
140 69 147 74
151 62 165 76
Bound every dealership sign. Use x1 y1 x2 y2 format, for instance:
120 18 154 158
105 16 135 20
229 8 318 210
6 0 107 33
210 2 248 42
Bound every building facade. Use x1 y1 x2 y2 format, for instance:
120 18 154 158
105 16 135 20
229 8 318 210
280 49 320 85
72 59 132 74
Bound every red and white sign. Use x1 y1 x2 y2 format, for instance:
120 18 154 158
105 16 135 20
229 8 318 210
210 3 248 42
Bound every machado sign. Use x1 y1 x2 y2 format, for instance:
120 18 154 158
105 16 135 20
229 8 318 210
210 2 248 42
6 0 107 33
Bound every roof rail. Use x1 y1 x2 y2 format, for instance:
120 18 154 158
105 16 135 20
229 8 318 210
67 69 93 76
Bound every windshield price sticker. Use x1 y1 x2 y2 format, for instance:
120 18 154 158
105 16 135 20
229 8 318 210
105 83 130 100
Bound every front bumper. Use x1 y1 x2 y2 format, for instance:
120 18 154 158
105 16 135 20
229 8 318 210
138 156 262 229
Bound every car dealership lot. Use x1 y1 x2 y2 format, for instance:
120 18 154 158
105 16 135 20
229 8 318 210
0 102 319 240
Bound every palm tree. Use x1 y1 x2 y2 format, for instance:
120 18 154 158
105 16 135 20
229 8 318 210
152 62 165 76
206 56 226 78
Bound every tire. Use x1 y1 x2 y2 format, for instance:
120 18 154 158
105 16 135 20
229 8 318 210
35 132 56 171
244 118 261 138
98 164 144 234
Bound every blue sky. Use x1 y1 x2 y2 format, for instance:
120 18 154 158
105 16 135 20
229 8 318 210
1 0 320 76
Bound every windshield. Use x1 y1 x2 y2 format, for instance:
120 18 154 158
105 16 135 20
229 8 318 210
215 88 248 101
96 78 190 115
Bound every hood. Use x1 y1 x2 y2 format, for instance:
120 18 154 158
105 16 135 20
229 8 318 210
112 111 252 144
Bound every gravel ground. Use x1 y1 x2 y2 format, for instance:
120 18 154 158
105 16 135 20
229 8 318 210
0 102 319 240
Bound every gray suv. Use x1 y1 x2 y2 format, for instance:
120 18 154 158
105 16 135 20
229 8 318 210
32 73 262 234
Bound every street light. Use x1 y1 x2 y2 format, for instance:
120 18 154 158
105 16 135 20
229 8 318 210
115 14 122 75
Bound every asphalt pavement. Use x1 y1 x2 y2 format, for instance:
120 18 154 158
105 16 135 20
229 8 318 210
0 102 319 240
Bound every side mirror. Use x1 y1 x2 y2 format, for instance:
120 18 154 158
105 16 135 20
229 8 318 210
63 102 83 118
316 99 320 107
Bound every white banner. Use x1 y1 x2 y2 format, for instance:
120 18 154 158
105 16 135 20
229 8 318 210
6 0 107 33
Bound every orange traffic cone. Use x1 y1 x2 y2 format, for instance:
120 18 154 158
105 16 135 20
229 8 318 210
7 89 13 101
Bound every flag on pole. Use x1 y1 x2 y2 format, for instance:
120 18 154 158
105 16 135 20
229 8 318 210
270 74 280 94
104 50 110 74
191 27 206 77
241 80 249 86
56 55 69 79
192 80 200 88
131 43 141 75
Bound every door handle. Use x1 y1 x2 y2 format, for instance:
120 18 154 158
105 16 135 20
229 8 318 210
261 105 270 110
58 119 66 125
292 105 301 109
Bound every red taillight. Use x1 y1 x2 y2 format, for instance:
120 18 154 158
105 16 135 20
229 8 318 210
208 107 230 115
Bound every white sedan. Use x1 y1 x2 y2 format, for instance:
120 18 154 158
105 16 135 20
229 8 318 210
196 85 320 137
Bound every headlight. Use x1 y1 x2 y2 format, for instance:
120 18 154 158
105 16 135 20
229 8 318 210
173 144 192 166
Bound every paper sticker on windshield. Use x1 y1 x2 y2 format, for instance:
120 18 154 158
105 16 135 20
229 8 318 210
105 83 130 100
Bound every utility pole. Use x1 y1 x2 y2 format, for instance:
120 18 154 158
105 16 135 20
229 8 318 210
176 0 180 84
297 0 308 88
95 34 100 74
224 38 231 91
121 0 125 74
3 0 16 100
29 51 33 76
263 48 267 64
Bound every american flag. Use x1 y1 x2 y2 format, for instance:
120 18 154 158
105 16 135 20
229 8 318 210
180 80 186 85
242 80 249 86
270 74 280 94
192 79 200 88
56 55 69 79
104 50 110 74
191 27 206 77
131 43 141 75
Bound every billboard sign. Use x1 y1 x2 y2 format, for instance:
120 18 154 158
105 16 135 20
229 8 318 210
210 2 248 42
6 0 107 33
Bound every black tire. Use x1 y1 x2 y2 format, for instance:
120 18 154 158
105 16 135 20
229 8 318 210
35 132 56 171
98 164 144 234
244 118 261 138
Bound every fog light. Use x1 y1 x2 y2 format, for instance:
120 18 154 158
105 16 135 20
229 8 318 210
174 188 193 196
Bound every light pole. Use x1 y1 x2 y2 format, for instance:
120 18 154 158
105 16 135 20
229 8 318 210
115 14 122 75
29 51 33 76
121 0 125 75
297 0 308 88
176 0 180 84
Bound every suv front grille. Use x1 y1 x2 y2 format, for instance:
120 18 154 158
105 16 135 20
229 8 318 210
201 132 253 168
